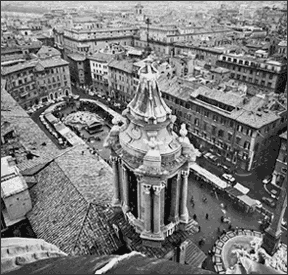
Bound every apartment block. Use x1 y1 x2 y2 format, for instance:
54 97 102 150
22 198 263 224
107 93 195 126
88 52 115 95
63 27 137 55
108 58 135 103
157 75 287 174
1 58 71 109
272 131 287 187
216 54 287 94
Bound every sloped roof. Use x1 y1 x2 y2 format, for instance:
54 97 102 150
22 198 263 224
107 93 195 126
54 144 114 204
37 46 61 58
27 161 90 255
67 53 86 62
28 159 119 256
88 52 114 63
73 203 123 256
108 59 134 73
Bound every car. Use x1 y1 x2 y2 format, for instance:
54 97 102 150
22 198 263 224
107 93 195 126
209 155 219 162
222 173 236 184
217 163 230 173
270 189 278 199
263 175 272 184
262 196 276 208
203 152 213 159
254 200 262 209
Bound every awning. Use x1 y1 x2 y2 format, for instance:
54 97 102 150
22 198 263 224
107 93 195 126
233 183 250 195
189 163 228 189
225 186 243 197
237 195 258 208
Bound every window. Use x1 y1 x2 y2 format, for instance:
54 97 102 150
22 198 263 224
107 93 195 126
204 111 209 117
194 118 199 126
203 122 207 131
220 117 226 125
212 126 216 135
196 107 200 113
246 129 252 136
237 125 243 132
244 141 250 150
228 133 232 141
213 115 218 122
19 79 22 85
218 129 224 138
236 137 241 144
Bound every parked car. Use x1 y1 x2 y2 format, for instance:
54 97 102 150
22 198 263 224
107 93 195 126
263 175 272 184
262 196 276 208
203 152 213 160
270 189 278 199
221 173 236 184
217 163 230 173
254 200 262 209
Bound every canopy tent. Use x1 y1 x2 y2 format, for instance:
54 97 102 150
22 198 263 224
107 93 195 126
189 163 228 189
237 195 258 208
44 113 58 124
225 186 244 198
233 183 250 195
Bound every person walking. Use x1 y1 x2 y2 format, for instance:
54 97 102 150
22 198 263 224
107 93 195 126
205 213 209 219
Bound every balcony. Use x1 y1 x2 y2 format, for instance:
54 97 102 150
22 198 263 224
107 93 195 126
20 91 29 97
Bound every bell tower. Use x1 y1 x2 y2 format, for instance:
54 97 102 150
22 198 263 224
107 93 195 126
104 58 199 243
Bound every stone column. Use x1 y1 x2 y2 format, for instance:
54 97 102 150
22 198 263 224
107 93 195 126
179 170 189 223
122 165 129 213
169 174 181 223
110 156 121 207
143 184 152 232
152 183 165 234
137 178 142 220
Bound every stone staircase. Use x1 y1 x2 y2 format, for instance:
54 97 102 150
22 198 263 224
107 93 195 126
184 218 199 234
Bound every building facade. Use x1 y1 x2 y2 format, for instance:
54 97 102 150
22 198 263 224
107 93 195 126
63 27 137 55
1 156 32 233
157 75 287 174
216 54 287 94
89 52 113 95
272 131 287 187
66 53 87 87
2 58 71 109
108 58 135 103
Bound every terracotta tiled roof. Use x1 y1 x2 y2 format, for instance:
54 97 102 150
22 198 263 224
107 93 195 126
108 59 134 73
27 160 122 256
27 161 90 255
67 53 86 62
73 203 123 256
88 52 114 63
54 144 114 204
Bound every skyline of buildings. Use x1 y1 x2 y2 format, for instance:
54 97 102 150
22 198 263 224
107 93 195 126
1 1 287 274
